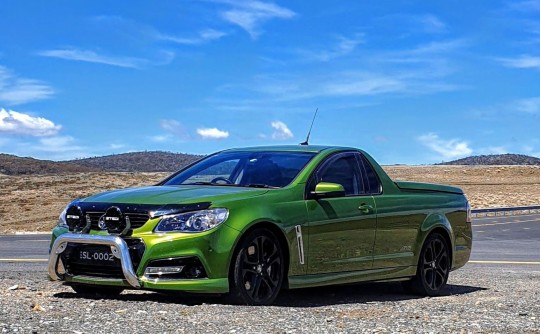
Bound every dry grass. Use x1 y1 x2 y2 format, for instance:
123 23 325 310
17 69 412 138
384 165 540 209
1 166 539 233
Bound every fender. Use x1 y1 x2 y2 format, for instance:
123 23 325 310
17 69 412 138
414 213 455 266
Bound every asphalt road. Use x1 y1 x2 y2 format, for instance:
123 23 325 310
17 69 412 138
0 214 539 270
471 213 540 264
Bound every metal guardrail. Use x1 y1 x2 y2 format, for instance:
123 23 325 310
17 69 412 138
471 205 540 218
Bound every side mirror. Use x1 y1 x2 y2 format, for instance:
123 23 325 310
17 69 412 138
310 182 346 199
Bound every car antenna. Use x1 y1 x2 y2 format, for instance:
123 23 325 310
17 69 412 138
300 108 318 146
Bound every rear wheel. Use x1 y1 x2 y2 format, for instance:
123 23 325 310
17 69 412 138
227 228 284 305
70 284 124 296
403 233 450 296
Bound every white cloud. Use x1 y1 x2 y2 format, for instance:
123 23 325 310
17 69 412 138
0 108 61 136
38 136 76 150
218 69 460 105
159 119 191 139
196 127 230 139
108 143 126 150
0 135 91 160
0 66 54 105
323 76 405 96
218 0 295 38
149 134 173 143
418 14 446 34
409 39 467 55
38 49 175 69
376 14 447 35
498 55 540 69
200 29 227 40
301 33 364 62
515 97 540 113
34 136 90 160
418 133 473 160
271 121 293 140
157 29 227 45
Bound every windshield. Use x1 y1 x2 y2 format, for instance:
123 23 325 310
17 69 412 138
163 151 316 188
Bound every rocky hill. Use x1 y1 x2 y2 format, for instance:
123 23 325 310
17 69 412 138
0 154 99 175
0 151 202 175
440 154 540 165
68 151 203 173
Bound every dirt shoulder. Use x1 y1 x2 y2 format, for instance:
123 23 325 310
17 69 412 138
1 166 539 233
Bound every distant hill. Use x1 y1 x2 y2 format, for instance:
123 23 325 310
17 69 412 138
440 154 540 165
0 154 99 175
67 151 203 173
0 151 203 175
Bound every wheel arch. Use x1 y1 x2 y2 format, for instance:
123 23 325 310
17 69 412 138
416 213 455 267
227 220 291 289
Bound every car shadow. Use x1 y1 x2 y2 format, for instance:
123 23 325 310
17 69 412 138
274 282 486 307
53 282 486 307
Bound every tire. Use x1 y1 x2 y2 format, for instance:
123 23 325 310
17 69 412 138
70 284 124 296
227 228 285 305
403 233 450 296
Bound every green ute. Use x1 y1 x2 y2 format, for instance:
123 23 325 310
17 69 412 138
48 145 472 305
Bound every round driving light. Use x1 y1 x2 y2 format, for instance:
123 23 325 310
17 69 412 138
102 206 130 235
65 205 89 233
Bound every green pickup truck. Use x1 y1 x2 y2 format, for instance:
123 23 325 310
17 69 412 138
48 145 472 305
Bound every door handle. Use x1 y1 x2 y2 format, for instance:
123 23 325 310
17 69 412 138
358 204 374 214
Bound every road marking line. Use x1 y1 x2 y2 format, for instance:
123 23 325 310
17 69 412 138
473 213 540 221
475 218 540 227
26 240 50 242
0 258 48 262
470 260 540 265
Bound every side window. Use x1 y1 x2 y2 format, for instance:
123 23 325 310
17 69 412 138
358 154 382 194
315 154 364 196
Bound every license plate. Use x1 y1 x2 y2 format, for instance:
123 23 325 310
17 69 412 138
76 247 118 265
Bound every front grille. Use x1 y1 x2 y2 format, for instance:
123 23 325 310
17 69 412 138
69 262 124 278
85 211 149 230
62 238 146 280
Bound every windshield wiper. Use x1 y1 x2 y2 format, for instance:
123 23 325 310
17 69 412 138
242 183 278 189
184 182 229 186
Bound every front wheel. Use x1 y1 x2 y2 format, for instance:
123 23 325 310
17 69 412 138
227 228 284 305
403 233 450 296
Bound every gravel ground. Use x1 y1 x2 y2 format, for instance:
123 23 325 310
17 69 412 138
0 264 539 333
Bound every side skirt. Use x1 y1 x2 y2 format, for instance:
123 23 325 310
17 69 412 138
287 266 417 289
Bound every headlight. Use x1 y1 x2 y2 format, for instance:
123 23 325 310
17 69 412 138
155 208 229 233
57 206 68 228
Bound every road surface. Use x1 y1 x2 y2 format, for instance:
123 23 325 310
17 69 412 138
1 214 539 270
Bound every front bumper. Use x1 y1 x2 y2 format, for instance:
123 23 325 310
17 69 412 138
49 234 141 288
48 227 240 293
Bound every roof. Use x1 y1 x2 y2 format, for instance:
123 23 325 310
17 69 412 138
221 145 357 153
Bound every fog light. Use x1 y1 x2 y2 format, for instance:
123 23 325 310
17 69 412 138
144 257 208 280
185 265 205 278
144 266 184 277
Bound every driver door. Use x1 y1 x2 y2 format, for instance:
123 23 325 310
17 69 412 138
305 152 377 274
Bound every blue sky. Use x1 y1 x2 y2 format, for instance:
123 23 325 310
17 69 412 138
0 0 539 164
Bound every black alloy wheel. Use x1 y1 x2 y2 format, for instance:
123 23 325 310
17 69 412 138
403 233 450 296
70 284 124 296
228 228 284 305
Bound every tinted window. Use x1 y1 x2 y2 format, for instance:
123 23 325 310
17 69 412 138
315 154 364 196
164 151 315 188
359 154 382 194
